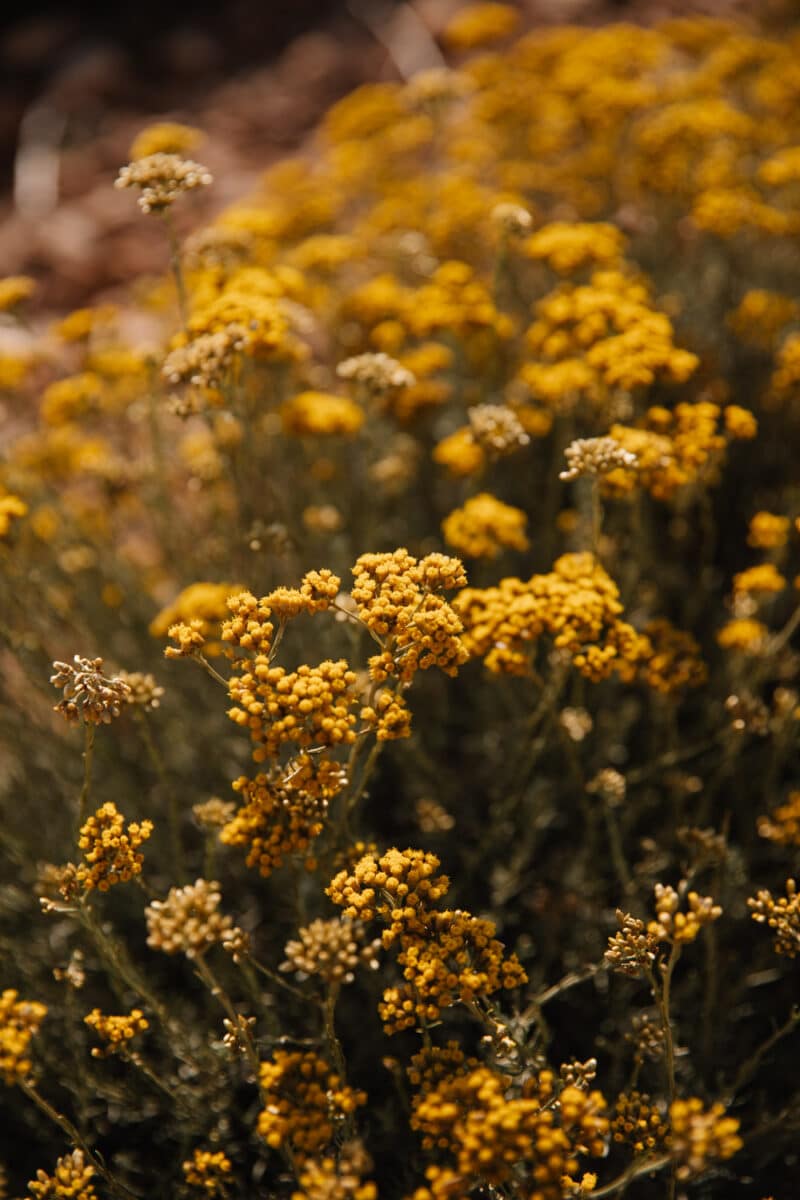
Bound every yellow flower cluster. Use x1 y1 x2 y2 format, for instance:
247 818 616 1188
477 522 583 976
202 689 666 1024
748 511 791 550
523 222 626 274
647 884 722 946
411 1069 607 1200
521 271 697 416
150 582 243 640
0 989 47 1085
441 492 529 559
281 392 364 436
442 3 519 51
221 773 329 877
0 490 27 537
27 1151 97 1200
351 549 468 685
292 1141 377 1200
0 275 35 312
668 1098 742 1179
717 618 768 654
612 1090 669 1155
75 802 153 891
727 290 798 349
257 1051 366 1163
641 620 707 696
227 658 357 762
379 907 527 1034
182 1149 232 1196
84 1008 148 1056
130 122 203 160
327 848 450 943
328 848 525 1033
748 878 800 957
769 331 800 400
606 402 756 501
732 563 787 596
758 792 800 846
454 552 649 680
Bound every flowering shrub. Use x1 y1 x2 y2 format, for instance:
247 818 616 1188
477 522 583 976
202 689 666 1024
3 7 800 1196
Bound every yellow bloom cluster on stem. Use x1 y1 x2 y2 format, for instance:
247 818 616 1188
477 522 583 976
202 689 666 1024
257 1051 366 1163
328 847 525 1034
0 990 47 1085
75 802 153 892
454 552 649 680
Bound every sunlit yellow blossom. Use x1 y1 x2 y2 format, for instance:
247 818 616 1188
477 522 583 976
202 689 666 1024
442 493 529 559
748 512 791 549
129 122 203 160
0 275 35 311
443 3 520 51
281 391 364 436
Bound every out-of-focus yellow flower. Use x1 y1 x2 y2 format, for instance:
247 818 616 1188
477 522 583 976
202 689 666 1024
443 4 520 52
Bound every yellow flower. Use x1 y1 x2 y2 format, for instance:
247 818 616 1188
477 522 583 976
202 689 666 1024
129 122 203 160
442 492 529 559
443 3 520 51
0 275 35 312
281 391 364 436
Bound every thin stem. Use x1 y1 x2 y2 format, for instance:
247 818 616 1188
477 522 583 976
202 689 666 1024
519 964 601 1028
163 211 188 329
247 953 313 1004
347 740 383 818
192 653 230 689
602 799 633 897
193 954 261 1087
135 712 186 883
723 1005 800 1105
76 722 95 833
20 1079 140 1200
322 989 347 1082
590 1155 671 1199
591 481 603 557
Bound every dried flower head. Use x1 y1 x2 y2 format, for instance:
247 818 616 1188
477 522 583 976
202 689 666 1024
337 352 415 394
587 768 626 807
605 910 660 976
145 879 236 958
117 671 164 711
748 878 800 957
51 656 131 724
560 436 637 482
115 153 212 214
75 802 153 892
281 918 381 987
467 403 530 457
193 797 236 830
492 202 534 237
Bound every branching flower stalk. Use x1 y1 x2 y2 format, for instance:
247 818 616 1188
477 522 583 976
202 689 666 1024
19 1078 140 1200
